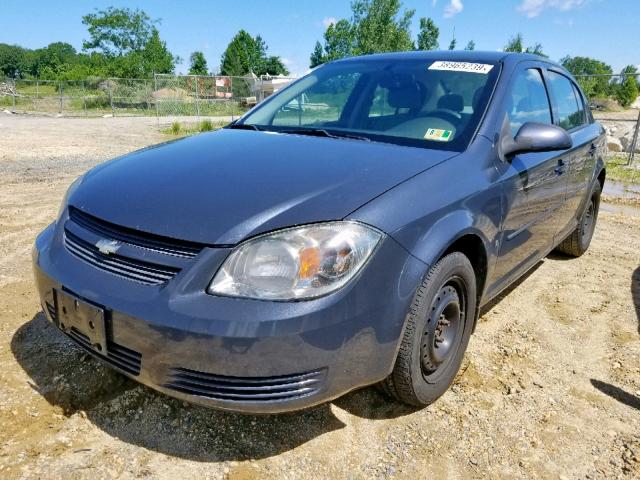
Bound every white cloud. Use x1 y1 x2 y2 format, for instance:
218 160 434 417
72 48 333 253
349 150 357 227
443 0 463 18
281 58 295 68
322 17 337 28
517 0 586 18
553 16 575 26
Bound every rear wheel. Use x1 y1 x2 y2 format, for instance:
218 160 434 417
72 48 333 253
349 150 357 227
380 252 476 406
555 182 601 257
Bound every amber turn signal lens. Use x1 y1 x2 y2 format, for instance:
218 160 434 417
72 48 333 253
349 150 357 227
298 247 320 279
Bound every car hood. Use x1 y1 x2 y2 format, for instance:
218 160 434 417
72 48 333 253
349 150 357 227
70 129 455 245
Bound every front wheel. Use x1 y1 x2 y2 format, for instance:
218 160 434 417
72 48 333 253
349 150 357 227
554 181 601 257
379 252 476 406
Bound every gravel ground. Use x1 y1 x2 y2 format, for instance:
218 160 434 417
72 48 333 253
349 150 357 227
0 114 639 479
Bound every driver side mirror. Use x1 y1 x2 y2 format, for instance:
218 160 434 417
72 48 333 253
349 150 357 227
500 121 572 161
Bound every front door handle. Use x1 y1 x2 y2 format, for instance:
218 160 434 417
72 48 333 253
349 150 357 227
554 159 566 175
588 143 598 156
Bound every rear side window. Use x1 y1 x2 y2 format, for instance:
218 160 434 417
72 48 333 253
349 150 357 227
507 69 552 137
547 71 584 130
571 83 588 124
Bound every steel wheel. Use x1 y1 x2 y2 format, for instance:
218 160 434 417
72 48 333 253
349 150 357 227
421 282 465 379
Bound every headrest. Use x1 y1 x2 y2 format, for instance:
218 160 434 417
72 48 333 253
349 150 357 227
381 73 427 110
437 94 464 112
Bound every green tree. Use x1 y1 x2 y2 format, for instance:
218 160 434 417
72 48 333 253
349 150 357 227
351 0 415 54
220 30 288 76
620 64 639 86
188 51 208 75
140 28 175 75
80 7 176 78
416 17 439 51
323 19 356 61
525 43 545 56
0 43 29 77
29 42 78 77
309 41 326 68
448 37 457 50
465 40 475 51
615 65 639 108
316 0 415 62
504 34 545 56
260 56 289 76
560 56 613 98
82 7 157 56
504 34 524 53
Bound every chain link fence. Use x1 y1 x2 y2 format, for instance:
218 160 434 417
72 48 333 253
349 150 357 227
1 72 637 162
0 74 297 124
0 77 155 117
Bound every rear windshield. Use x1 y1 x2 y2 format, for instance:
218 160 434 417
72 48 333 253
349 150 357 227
239 58 501 151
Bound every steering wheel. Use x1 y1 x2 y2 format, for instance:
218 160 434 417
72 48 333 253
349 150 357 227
427 109 462 125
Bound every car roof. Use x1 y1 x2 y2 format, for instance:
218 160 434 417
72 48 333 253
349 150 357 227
332 50 561 69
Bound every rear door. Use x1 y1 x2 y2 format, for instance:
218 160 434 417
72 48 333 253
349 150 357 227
545 69 602 242
489 64 569 293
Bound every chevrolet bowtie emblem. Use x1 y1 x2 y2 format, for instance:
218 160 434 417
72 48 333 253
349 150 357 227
95 239 121 255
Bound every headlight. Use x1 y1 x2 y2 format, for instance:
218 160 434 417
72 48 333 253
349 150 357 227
57 175 83 220
208 222 382 300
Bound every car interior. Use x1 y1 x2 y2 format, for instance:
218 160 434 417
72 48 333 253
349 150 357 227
293 70 491 144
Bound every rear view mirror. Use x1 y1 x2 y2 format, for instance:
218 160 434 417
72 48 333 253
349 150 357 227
500 121 572 160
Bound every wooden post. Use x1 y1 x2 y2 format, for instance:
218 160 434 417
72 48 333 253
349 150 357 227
628 110 640 166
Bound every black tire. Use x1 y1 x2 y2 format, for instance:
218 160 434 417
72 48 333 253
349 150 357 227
380 252 476 406
554 182 601 257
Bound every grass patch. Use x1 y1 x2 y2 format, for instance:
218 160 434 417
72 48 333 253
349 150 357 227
161 120 226 137
606 155 640 184
199 119 214 131
170 121 181 135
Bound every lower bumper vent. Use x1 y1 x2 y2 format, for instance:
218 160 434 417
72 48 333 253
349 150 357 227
164 367 326 402
67 328 142 376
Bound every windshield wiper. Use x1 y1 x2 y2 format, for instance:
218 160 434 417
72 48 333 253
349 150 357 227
226 123 262 131
280 128 371 142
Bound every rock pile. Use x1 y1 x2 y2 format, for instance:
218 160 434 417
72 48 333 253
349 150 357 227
0 82 18 96
603 121 639 153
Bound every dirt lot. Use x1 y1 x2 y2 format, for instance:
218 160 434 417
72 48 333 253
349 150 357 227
1 115 639 479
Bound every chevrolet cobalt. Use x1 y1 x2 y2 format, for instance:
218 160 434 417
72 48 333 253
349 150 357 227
33 51 605 413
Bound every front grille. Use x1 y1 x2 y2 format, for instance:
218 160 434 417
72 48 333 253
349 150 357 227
69 207 204 258
64 230 179 285
164 367 326 402
67 327 142 376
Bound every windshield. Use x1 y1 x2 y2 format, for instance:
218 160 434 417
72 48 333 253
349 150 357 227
238 58 501 151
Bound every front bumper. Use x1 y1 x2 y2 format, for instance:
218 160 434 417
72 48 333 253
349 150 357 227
33 221 426 413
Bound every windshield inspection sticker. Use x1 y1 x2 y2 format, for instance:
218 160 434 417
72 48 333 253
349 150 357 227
424 128 453 142
428 61 494 74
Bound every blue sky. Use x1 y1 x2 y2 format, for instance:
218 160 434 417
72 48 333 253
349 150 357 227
1 0 638 76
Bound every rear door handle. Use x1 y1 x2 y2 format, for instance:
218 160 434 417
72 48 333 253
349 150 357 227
554 159 565 175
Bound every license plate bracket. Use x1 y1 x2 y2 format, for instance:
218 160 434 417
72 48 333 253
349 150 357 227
56 290 107 354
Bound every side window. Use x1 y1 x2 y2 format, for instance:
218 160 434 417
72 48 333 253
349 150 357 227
571 83 588 125
272 73 361 126
547 71 584 130
506 69 552 137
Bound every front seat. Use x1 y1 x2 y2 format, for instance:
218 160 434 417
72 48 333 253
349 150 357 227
436 94 464 119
